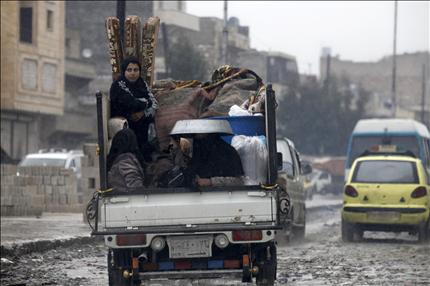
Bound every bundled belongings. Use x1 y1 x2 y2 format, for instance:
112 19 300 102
231 135 268 185
152 65 267 151
154 87 215 152
105 14 273 188
200 65 266 117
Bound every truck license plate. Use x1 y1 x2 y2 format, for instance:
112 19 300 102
367 211 400 222
167 235 213 259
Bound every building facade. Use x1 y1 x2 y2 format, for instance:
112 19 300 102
238 50 300 97
320 51 430 124
1 1 65 159
153 1 251 80
66 0 154 94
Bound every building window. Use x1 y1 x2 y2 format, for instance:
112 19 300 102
21 59 37 90
20 7 33 43
46 9 54 31
42 63 57 93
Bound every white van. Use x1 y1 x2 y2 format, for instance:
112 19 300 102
345 118 430 181
19 149 84 200
19 149 83 179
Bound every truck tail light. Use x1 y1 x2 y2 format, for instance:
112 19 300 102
232 230 262 241
175 261 192 270
344 185 358 197
411 186 427 198
116 234 146 246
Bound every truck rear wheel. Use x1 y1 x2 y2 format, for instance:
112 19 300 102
256 242 277 286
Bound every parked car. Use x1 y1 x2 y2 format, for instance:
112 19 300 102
277 138 311 240
342 154 430 243
304 169 333 199
19 149 84 199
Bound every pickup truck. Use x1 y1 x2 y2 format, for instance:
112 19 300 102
87 85 289 285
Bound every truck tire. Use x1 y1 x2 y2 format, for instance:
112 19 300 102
256 242 277 286
341 219 354 242
108 249 131 286
292 225 305 241
307 187 315 200
292 208 306 240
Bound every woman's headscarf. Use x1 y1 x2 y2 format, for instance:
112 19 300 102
107 128 146 171
120 56 142 78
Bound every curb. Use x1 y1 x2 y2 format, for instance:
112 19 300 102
1 235 102 257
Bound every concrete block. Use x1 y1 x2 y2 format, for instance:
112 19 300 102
1 196 13 206
30 195 45 206
26 185 38 196
65 177 72 186
45 185 53 195
51 176 58 186
81 166 99 178
37 185 45 195
81 155 89 167
59 186 67 195
59 194 67 205
43 175 51 185
58 176 65 185
60 168 72 176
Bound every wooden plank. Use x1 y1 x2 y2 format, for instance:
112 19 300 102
105 17 124 81
141 16 160 87
124 15 141 59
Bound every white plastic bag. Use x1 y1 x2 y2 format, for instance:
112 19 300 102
231 135 268 185
228 104 252 116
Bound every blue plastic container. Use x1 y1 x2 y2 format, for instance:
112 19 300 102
210 115 265 143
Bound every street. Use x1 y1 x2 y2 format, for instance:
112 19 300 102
1 203 429 286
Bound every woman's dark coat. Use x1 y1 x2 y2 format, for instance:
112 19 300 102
109 57 158 158
107 128 146 190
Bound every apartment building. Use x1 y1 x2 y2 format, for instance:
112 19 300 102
320 51 430 124
1 1 65 159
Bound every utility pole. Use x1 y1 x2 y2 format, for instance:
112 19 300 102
117 0 126 44
325 53 331 97
391 0 398 117
421 64 426 123
222 0 228 65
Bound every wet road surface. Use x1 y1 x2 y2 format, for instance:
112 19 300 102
1 205 429 285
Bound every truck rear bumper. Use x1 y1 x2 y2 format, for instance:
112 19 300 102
93 222 280 235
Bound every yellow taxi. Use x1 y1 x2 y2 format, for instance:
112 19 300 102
342 154 430 243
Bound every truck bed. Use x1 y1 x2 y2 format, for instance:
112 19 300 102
101 188 276 230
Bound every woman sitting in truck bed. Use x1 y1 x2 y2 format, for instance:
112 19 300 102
189 132 244 187
107 128 146 190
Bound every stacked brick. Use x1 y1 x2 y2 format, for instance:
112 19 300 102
0 164 81 216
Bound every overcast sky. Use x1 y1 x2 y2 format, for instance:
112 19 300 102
186 1 429 76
